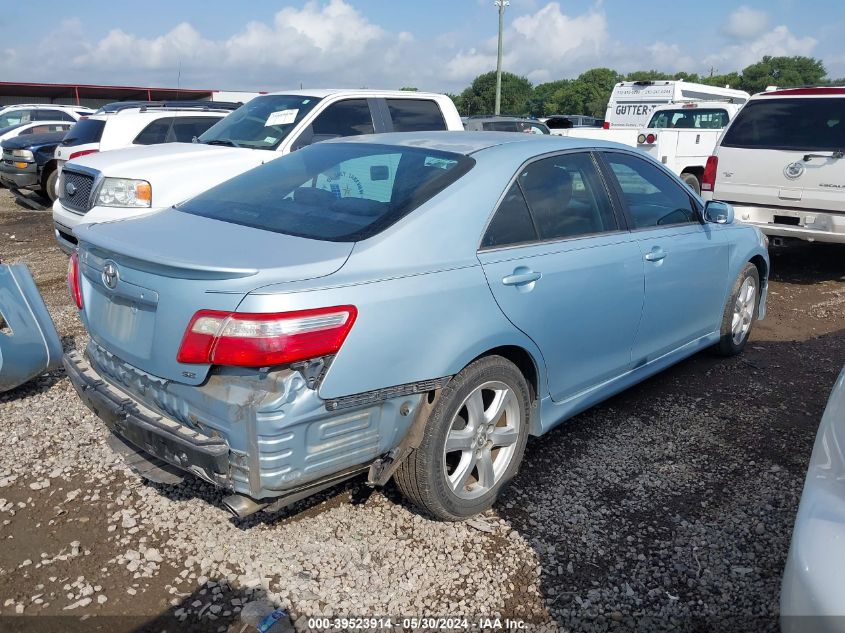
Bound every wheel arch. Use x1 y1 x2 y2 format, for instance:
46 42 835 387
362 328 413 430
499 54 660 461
40 159 57 189
681 165 704 180
749 253 768 283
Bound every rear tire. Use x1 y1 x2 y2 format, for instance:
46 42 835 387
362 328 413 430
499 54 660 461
41 168 58 202
681 172 701 196
717 263 760 356
394 355 531 520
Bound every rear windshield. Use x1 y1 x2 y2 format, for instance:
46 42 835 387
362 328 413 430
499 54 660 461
647 108 729 129
197 95 321 151
722 98 844 151
178 142 475 242
61 119 105 147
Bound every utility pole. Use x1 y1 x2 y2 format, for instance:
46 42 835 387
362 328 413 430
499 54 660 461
494 0 509 115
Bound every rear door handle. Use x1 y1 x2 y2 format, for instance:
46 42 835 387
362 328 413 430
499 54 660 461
502 269 542 286
644 247 666 262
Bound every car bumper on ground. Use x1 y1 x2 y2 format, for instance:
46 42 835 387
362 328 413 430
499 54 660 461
731 204 845 244
781 368 845 632
0 162 38 190
63 343 419 501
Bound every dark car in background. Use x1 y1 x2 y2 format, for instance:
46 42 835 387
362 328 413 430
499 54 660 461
0 130 67 202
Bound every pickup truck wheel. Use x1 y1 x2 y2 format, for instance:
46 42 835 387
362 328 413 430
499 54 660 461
394 355 530 520
681 172 701 195
40 169 58 203
717 263 760 356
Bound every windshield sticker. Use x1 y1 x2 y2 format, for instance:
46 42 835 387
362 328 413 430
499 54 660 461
265 109 299 126
264 136 278 144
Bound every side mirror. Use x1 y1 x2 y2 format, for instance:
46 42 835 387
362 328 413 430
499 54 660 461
704 200 734 225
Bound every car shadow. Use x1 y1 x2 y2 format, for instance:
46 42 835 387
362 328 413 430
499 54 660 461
769 240 845 285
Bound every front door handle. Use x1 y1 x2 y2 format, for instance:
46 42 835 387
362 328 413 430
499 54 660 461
502 269 542 286
644 247 666 262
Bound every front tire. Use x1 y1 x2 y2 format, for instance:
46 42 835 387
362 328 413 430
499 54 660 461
394 355 531 520
717 263 760 356
41 168 58 202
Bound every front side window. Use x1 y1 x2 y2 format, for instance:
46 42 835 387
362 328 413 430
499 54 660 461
647 108 730 129
721 97 844 151
518 153 617 241
178 142 474 242
603 152 698 229
386 99 446 132
197 95 322 151
311 99 374 137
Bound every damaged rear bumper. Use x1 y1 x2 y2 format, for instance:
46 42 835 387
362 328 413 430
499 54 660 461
63 350 231 487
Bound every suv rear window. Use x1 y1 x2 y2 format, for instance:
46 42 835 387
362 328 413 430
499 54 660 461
722 98 844 151
647 108 729 129
61 119 106 147
178 142 474 242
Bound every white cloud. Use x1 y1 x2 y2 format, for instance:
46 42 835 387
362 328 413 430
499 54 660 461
723 6 769 40
705 25 817 73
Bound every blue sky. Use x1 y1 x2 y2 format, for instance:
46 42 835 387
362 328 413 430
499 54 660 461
1 0 842 92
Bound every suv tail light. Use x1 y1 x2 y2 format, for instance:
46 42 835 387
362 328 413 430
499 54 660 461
67 251 83 309
702 155 718 192
69 149 98 160
177 306 358 367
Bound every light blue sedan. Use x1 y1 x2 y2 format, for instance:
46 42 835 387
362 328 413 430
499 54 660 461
63 132 769 520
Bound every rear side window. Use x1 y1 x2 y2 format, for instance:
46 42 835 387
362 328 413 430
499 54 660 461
519 153 617 240
134 117 223 145
722 98 844 151
482 121 519 132
32 109 75 122
179 142 474 242
603 152 698 228
386 99 447 131
61 119 105 147
481 183 537 248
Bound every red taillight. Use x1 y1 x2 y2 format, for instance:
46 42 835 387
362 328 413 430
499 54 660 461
67 251 83 309
69 149 98 160
646 133 656 144
702 155 718 192
177 306 358 367
602 121 610 129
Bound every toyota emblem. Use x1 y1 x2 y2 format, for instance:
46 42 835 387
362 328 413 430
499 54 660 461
101 261 119 289
783 161 805 180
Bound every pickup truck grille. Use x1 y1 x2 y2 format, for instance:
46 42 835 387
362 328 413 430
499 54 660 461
59 169 96 213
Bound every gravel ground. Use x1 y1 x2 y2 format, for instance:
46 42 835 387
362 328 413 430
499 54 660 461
1 190 843 632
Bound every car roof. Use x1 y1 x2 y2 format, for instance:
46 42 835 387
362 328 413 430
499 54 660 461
753 86 845 99
262 88 448 99
327 130 628 156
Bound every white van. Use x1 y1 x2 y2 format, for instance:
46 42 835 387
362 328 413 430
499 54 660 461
703 87 845 244
605 80 749 129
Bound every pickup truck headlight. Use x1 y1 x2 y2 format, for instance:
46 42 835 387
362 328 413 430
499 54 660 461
10 149 34 161
96 178 152 208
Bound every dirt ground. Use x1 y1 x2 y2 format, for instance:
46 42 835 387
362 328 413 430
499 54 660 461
1 190 844 632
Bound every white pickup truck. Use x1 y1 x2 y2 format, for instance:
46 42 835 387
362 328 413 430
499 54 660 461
551 80 749 148
634 101 743 194
52 89 463 253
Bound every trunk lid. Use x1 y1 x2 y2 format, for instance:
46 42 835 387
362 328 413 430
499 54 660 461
75 210 353 384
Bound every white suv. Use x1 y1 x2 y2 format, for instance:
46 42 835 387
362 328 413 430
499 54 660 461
0 104 93 129
703 87 845 244
54 101 239 172
52 89 463 253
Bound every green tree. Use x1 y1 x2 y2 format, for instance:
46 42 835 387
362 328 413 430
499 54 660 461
626 70 673 82
738 56 827 93
700 72 742 89
399 86 418 91
528 80 570 116
457 71 533 116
